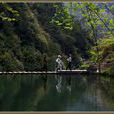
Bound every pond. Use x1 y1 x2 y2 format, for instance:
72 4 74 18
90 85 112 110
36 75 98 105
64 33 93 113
0 74 114 111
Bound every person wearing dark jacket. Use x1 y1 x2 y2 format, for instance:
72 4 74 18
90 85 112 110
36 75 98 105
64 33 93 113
42 55 48 72
66 54 72 70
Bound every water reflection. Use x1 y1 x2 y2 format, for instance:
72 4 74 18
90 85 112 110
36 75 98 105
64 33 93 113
66 76 71 93
41 75 48 92
55 75 72 93
0 74 114 111
55 75 62 93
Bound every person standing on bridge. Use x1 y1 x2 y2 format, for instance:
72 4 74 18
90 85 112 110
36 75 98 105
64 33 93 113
42 54 48 72
66 54 72 70
55 55 64 71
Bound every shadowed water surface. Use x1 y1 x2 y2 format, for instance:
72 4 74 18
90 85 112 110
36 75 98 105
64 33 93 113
0 74 114 111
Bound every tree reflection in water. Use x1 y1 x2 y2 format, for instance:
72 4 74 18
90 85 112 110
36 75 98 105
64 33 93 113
41 75 48 92
0 74 114 111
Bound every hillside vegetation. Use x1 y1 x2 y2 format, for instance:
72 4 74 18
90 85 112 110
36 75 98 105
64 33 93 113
0 3 114 74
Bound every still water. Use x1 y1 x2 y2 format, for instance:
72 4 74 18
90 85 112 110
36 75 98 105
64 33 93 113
0 74 114 111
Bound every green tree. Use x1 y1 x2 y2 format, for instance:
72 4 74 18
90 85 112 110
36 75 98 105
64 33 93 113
0 3 19 22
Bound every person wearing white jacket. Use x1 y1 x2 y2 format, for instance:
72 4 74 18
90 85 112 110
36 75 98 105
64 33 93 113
55 55 65 71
